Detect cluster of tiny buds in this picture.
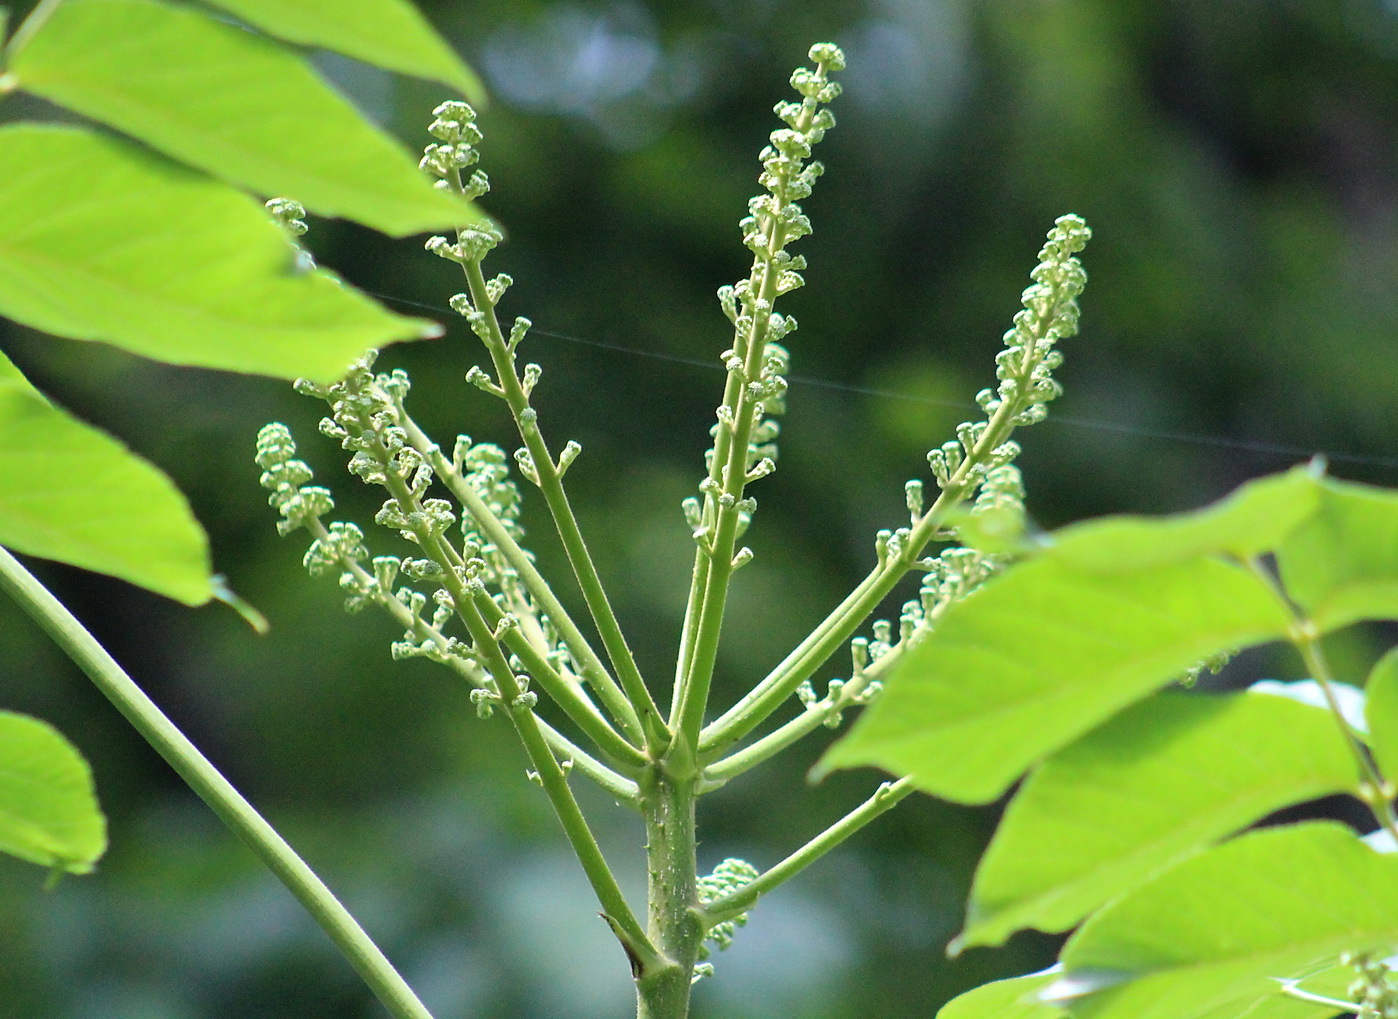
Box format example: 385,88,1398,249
1344,953,1398,1019
421,100,489,199
694,858,761,981
922,215,1090,507
265,197,308,236
795,668,883,729
699,45,843,503
1179,650,1232,688
813,545,1003,720
422,100,501,262
255,423,333,537
976,215,1090,425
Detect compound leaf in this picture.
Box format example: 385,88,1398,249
1047,465,1320,572
1054,823,1398,1019
821,554,1289,803
1364,648,1398,782
1276,477,1398,633
937,970,1064,1019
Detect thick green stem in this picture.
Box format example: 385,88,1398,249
0,547,437,1019
635,772,702,1019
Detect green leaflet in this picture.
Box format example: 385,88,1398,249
0,124,441,381
1276,477,1398,632
0,351,211,605
1055,823,1398,1019
819,554,1289,803
6,0,478,237
202,0,485,102
1047,465,1321,571
937,970,1064,1019
957,691,1358,950
0,710,107,875
1364,648,1398,781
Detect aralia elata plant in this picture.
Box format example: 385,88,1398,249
254,44,1090,1018
3,2,1398,1014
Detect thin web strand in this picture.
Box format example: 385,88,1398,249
362,289,1398,473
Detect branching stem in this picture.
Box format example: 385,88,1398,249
700,264,1076,757
366,426,658,972
456,249,669,754
698,776,915,928
395,406,646,747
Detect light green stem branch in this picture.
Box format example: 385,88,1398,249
700,635,907,785
697,479,968,757
305,519,641,803
365,429,658,972
700,265,1075,757
458,256,669,753
699,776,915,927
395,407,645,745
668,69,839,763
0,546,437,1019
1244,557,1398,842
468,583,647,772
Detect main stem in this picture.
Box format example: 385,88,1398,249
635,771,702,1019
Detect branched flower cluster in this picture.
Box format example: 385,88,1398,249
693,858,760,981
249,49,1099,1011
255,340,557,685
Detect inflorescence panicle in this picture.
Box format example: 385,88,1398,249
249,49,1097,1008
254,345,557,681
1343,953,1398,1019
825,219,1089,729
690,43,844,553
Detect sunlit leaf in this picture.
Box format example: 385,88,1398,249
0,710,106,875
0,351,211,605
958,691,1357,950
0,124,442,381
7,0,477,236
1056,823,1398,1019
202,0,485,102
937,969,1064,1019
1276,477,1398,632
820,554,1288,803
1364,648,1398,781
1047,465,1321,572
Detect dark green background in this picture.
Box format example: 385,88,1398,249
3,0,1398,1016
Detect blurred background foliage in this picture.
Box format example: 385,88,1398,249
2,0,1398,1015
